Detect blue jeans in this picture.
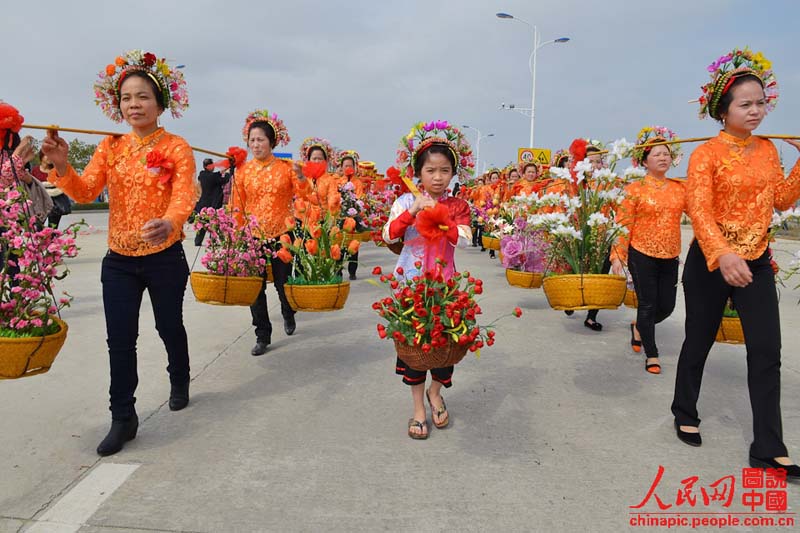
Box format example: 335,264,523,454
101,242,190,420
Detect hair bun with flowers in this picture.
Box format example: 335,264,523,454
698,47,777,120
551,148,569,168
299,137,335,162
396,120,474,181
632,126,682,167
337,149,360,167
93,50,188,123
242,109,290,146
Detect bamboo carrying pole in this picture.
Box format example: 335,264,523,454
593,134,800,156
21,124,230,159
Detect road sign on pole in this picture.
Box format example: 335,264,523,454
518,147,551,167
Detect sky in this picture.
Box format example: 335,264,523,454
4,0,800,177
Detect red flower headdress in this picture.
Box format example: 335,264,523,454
0,102,24,149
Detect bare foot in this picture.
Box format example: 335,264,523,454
679,425,699,434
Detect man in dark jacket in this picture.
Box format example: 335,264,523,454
193,158,230,246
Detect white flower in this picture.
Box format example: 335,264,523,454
552,225,582,240
610,138,634,160
587,213,609,227
592,167,616,183
549,167,572,181
623,166,646,182
573,160,593,181
567,197,582,210
598,188,624,202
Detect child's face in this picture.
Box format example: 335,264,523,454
419,152,453,197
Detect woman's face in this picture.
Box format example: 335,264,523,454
309,148,327,163
643,145,672,175
419,151,453,197
248,126,273,160
119,76,162,131
722,79,767,134
523,166,537,181
489,172,500,183
341,158,356,175
509,170,520,182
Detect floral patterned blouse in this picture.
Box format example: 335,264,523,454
612,175,686,263
49,128,197,256
687,131,800,271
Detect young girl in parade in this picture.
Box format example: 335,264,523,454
382,121,473,439
41,50,197,456
611,127,685,374
229,109,309,356
670,48,800,478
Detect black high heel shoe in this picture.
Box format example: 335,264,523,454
674,420,702,447
584,318,602,331
630,323,642,353
749,456,800,480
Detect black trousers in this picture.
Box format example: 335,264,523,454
474,224,484,247
627,246,679,356
671,241,787,458
101,242,190,420
348,251,359,277
587,254,613,321
194,228,207,247
251,239,295,342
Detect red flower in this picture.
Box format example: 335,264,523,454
396,266,404,276
213,146,248,170
513,307,523,318
330,244,342,261
347,240,360,255
302,161,327,180
390,280,399,289
145,150,174,184
143,52,157,66
415,202,451,242
569,138,588,172
275,247,293,264
304,239,318,255
344,167,355,177
372,266,383,276
342,217,356,232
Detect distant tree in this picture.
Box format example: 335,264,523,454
67,139,96,173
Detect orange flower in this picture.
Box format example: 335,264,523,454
347,240,360,255
106,64,117,76
342,217,356,232
307,205,321,224
294,198,307,214
329,226,342,241
279,234,291,246
309,224,322,239
115,56,127,67
284,216,296,231
276,247,293,264
305,239,319,255
330,244,342,261
293,237,303,248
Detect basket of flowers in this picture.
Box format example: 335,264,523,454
1,186,82,379
500,215,548,289
372,261,521,371
715,301,745,344
190,207,269,306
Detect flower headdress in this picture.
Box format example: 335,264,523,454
337,149,360,168
0,101,24,149
632,126,682,167
242,109,290,146
395,120,474,182
299,137,335,162
551,148,569,168
93,49,189,123
698,47,778,120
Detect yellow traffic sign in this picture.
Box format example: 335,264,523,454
518,148,551,167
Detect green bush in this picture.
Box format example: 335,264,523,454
72,202,108,211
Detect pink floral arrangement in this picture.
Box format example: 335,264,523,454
1,189,82,337
193,207,268,277
500,218,549,273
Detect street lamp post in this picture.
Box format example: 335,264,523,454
496,12,569,148
462,125,494,178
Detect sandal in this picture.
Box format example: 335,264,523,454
407,418,428,440
426,390,450,429
645,357,661,375
630,323,642,353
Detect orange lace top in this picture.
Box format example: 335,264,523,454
612,175,686,263
510,180,539,198
48,128,197,256
230,155,310,240
687,131,800,271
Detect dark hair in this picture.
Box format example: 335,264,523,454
413,144,456,176
340,156,355,167
309,146,328,161
248,121,276,148
522,163,538,174
509,169,520,177
556,155,569,168
638,142,671,166
119,70,165,110
202,158,214,169
585,146,601,155
714,73,765,123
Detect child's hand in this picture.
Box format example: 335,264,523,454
409,196,435,216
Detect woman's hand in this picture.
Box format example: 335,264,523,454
718,252,753,287
141,218,173,246
13,136,36,165
409,196,435,216
293,160,306,181
40,131,69,176
611,259,624,276
785,139,800,152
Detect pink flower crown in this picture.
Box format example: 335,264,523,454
242,109,290,147
396,120,474,181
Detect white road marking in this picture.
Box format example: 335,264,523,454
25,463,139,533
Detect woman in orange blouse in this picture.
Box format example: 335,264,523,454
671,53,800,478
611,131,685,375
230,110,309,356
297,137,341,223
510,163,540,197
42,50,197,456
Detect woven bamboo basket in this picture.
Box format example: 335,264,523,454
394,339,469,371
285,282,350,312
190,272,264,306
343,231,372,243
0,317,68,379
542,274,627,311
716,316,745,344
623,289,638,309
481,235,501,250
505,269,544,289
